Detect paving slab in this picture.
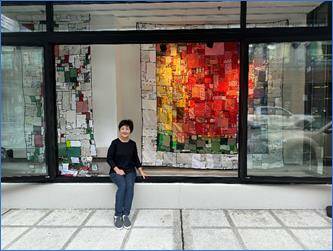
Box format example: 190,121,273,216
84,209,115,226
184,228,242,250
124,228,177,250
6,227,76,250
133,209,175,227
227,209,281,227
272,209,331,227
1,227,29,249
65,227,127,250
182,209,230,227
1,209,50,226
1,208,331,250
238,228,303,250
37,209,91,226
291,228,332,250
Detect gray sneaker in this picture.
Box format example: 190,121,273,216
122,215,131,229
114,216,123,229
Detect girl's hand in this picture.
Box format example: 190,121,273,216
138,168,148,179
114,167,125,175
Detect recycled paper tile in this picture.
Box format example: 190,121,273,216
141,43,240,169
56,45,96,176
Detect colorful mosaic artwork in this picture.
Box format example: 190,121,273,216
55,45,97,176
141,43,239,169
156,43,239,154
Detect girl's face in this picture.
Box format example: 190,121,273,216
119,125,131,138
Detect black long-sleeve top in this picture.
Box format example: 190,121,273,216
107,138,141,174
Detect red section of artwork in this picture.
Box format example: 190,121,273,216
158,42,240,144
187,54,200,68
183,43,239,138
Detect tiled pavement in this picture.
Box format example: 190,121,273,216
1,208,332,250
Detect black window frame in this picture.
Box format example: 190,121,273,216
1,1,331,184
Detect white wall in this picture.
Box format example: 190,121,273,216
91,45,142,157
91,45,118,157
115,45,142,158
2,183,331,209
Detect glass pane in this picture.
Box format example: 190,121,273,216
54,2,240,31
247,1,330,27
248,41,332,177
55,43,239,177
1,5,46,32
1,47,47,177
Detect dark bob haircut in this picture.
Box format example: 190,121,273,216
118,119,134,133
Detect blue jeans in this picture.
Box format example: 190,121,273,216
110,171,137,217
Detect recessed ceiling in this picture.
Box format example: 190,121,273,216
2,1,324,27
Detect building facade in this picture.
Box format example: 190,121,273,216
1,1,332,204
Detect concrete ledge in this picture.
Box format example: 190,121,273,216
1,183,331,209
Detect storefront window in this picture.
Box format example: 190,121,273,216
1,5,46,32
56,43,239,177
1,47,47,177
53,2,240,31
247,1,330,28
247,41,332,177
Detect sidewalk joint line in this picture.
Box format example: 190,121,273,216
179,209,185,250
3,209,54,250
1,209,11,216
120,209,139,250
61,209,96,250
223,209,248,250
268,209,308,250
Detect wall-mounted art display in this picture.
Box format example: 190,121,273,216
141,42,240,169
55,45,97,176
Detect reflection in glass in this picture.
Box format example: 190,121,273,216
247,1,330,28
54,2,240,31
248,41,332,177
1,47,47,177
1,6,46,32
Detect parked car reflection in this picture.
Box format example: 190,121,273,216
248,106,316,129
282,121,331,167
248,115,331,175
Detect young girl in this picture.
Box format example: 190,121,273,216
107,119,148,229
